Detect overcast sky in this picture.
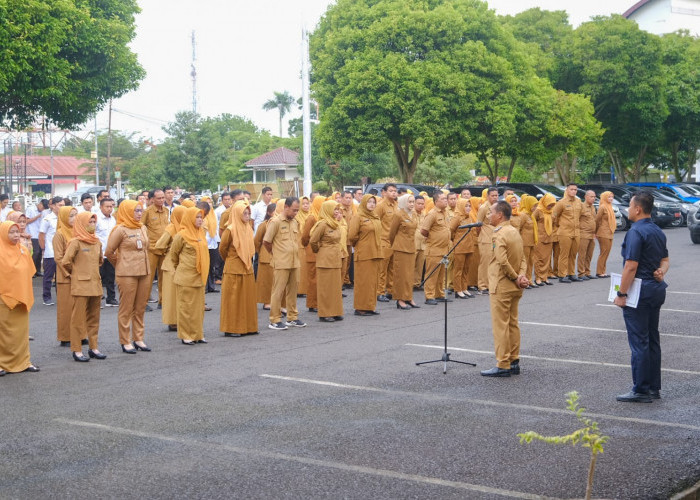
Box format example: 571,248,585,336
87,0,633,142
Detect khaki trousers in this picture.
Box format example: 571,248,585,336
305,261,317,309
424,255,446,299
56,282,73,342
446,254,454,290
551,242,560,276
413,249,425,287
533,242,552,282
478,242,492,290
452,252,472,292
70,295,101,352
596,237,613,275
377,244,394,295
116,275,151,345
468,245,479,287
558,236,579,277
577,238,595,277
523,246,534,282
342,252,351,285
148,252,165,304
271,267,299,324
489,289,523,369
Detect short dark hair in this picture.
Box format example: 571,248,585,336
265,203,277,220
368,188,378,195
51,196,63,205
97,189,109,199
567,182,577,188
40,199,49,210
354,188,362,195
0,194,8,202
117,198,125,207
343,190,353,196
162,186,174,193
632,191,654,215
261,186,272,195
197,201,210,215
63,198,72,206
100,197,114,206
447,192,457,198
487,187,498,195
433,191,446,203
284,196,299,207
242,190,251,196
384,183,397,191
493,200,512,220
397,187,407,195
230,189,243,199
220,191,231,200
80,193,92,202
180,192,190,200
414,195,424,201
149,189,163,199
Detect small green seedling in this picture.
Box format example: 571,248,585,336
518,391,609,500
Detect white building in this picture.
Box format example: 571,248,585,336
624,0,700,35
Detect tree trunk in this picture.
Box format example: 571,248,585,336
506,157,517,181
480,155,498,184
671,141,681,183
585,453,597,500
392,139,421,183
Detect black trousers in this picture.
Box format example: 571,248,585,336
206,248,217,292
31,238,43,274
42,258,56,302
100,260,117,302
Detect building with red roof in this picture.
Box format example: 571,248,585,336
1,155,94,196
243,147,300,183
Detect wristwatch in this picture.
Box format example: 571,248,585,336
616,291,628,298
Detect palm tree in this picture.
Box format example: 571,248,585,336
263,91,295,137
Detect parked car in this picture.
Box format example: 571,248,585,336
450,185,529,199
576,189,624,231
688,206,700,244
497,182,567,200
363,183,438,197
579,184,681,228
627,182,700,203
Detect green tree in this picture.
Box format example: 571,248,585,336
0,0,145,129
414,154,475,186
263,91,295,137
310,0,531,183
560,16,668,182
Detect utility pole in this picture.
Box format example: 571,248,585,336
94,116,99,186
107,99,112,189
301,28,312,197
191,30,198,115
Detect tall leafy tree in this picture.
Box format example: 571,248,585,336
310,0,531,183
262,91,295,137
0,0,145,129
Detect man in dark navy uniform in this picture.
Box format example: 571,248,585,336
613,191,669,403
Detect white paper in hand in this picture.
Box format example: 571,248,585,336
608,273,642,308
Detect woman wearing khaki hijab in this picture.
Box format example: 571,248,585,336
105,200,151,353
389,194,419,309
62,212,105,362
348,195,382,316
254,203,277,310
595,191,615,278
296,196,311,296
54,206,78,346
518,195,538,286
171,206,210,345
309,200,344,322
154,205,186,332
301,196,325,312
532,193,556,286
0,221,39,375
449,198,476,299
220,200,258,336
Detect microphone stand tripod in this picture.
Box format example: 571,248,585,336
416,226,477,374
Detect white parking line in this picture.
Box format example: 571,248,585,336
406,344,700,376
54,418,555,500
667,291,700,295
260,375,700,432
596,304,700,314
520,321,699,340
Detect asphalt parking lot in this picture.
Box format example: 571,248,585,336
2,227,698,499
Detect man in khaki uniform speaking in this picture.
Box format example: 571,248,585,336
264,197,306,331
476,187,499,294
142,189,169,306
577,190,597,280
420,191,451,305
553,183,582,283
481,201,528,378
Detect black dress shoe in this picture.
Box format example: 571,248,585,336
467,286,478,291
354,310,372,316
535,281,544,287
580,275,591,281
480,367,511,377
0,369,5,376
308,307,318,312
73,352,90,362
455,293,469,299
510,360,520,375
386,294,393,300
408,302,420,308
559,277,572,283
479,289,489,295
569,275,583,282
587,275,598,279
369,310,380,315
297,294,307,298
60,341,70,347
247,331,260,335
88,350,107,360
543,281,553,286
121,344,137,354
168,325,178,332
224,333,243,337
425,299,438,305
377,294,390,302
181,339,195,345
435,297,453,302
396,301,411,310
196,339,208,344
616,391,652,403
134,342,151,352
649,389,661,399
145,305,153,312
81,338,89,345
333,316,344,321
24,365,40,372
320,316,336,322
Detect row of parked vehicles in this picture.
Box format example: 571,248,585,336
363,181,700,243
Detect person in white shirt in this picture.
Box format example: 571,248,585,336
39,196,65,304
96,197,118,306
353,188,363,205
25,199,48,276
76,193,98,214
213,192,233,284
163,186,176,216
0,194,11,222
251,186,273,234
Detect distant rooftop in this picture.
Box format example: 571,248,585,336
245,147,299,168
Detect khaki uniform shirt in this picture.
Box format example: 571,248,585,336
170,234,203,287
264,216,300,269
309,221,342,269
389,211,417,254
105,226,150,276
477,202,494,245
220,228,254,275
53,233,71,284
413,211,427,251
154,232,175,272
421,208,450,257
595,205,615,239
374,198,397,253
301,216,317,263
553,196,582,238
580,203,597,239
449,215,476,254
532,209,554,245
348,214,381,261
62,240,103,296
142,205,169,250
254,220,272,265
518,213,535,247
488,222,526,294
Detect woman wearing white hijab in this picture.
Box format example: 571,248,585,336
388,194,419,309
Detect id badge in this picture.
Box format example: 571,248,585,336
136,239,143,250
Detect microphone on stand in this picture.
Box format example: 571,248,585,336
457,222,483,229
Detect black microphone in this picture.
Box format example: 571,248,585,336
457,222,483,229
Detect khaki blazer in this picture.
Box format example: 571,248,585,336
532,209,554,245
263,216,300,269
389,210,417,254
449,215,476,254
301,216,317,263
309,221,342,269
421,208,450,257
154,232,175,272
220,228,254,275
488,222,526,294
105,226,150,277
580,203,597,239
595,205,615,239
170,234,203,287
254,220,272,264
62,239,103,296
348,215,381,261
374,198,397,243
518,213,536,247
477,202,494,244
413,211,427,251
53,233,71,284
553,196,582,238
142,205,169,250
